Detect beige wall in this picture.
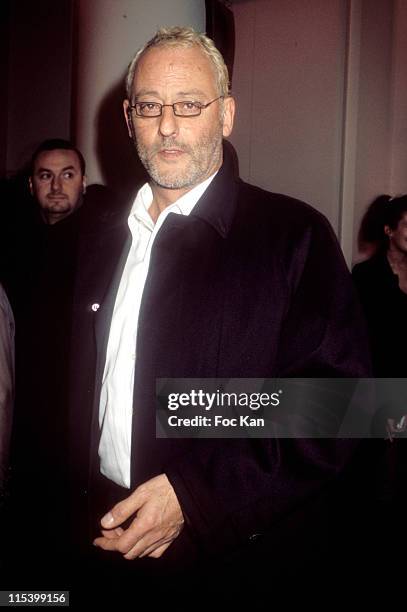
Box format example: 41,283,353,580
229,0,404,265
230,0,347,233
74,0,205,191
351,0,394,263
390,0,407,195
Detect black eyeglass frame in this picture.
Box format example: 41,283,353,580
127,95,224,118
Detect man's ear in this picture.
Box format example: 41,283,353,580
123,99,133,139
82,175,87,195
384,225,392,237
28,177,34,196
222,96,235,138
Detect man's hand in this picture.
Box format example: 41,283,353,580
93,473,184,559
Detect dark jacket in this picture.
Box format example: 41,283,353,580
4,185,127,587
70,145,371,581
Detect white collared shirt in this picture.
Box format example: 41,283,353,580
98,173,217,488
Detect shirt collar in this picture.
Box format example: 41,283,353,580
128,171,218,230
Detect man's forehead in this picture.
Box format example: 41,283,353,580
34,149,81,170
133,45,216,92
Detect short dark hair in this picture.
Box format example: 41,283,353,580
30,139,86,176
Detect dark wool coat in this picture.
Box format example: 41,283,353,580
69,145,371,590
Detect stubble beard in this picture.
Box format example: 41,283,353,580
135,131,224,190
43,198,71,214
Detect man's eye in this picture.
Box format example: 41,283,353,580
140,103,160,112
63,172,74,179
39,173,51,181
181,102,198,110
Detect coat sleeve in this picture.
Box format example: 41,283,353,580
275,209,371,377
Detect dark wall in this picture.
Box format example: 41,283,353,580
0,1,11,177
205,0,235,87
5,0,73,175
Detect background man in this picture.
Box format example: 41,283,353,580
5,140,100,589
2,139,87,314
72,27,370,600
3,138,125,592
29,139,87,225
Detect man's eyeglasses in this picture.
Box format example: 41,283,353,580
128,96,224,118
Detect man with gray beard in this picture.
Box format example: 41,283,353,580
73,26,371,603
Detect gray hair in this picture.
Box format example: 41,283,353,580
125,26,230,100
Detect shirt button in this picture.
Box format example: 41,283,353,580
91,303,100,312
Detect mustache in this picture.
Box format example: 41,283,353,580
151,139,191,155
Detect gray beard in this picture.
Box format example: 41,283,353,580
136,133,223,190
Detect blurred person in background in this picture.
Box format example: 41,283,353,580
353,194,407,377
353,194,407,563
0,283,14,501
5,139,123,590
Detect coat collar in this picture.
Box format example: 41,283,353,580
189,141,240,239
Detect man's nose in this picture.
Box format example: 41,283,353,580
158,105,179,138
51,176,62,192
